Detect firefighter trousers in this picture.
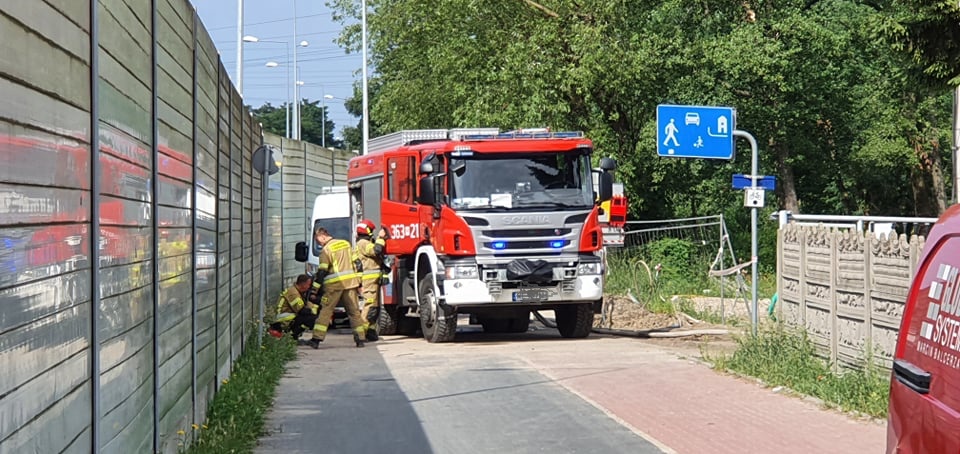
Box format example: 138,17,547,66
270,307,317,339
312,288,364,341
359,282,381,334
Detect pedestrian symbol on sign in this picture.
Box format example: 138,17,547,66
663,119,679,147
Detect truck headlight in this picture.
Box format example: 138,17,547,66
577,262,602,275
445,265,479,279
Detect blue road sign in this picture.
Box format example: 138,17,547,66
732,174,776,190
657,104,736,159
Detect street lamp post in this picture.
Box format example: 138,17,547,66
321,93,330,148
237,0,244,95
264,61,290,138
361,0,369,154
245,35,305,139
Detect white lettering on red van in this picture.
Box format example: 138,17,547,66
917,263,960,368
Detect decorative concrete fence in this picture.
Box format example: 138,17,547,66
777,224,926,370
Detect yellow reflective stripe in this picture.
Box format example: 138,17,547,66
328,239,350,252
353,326,365,335
323,270,361,283
312,282,321,289
290,297,304,312
276,313,295,322
375,238,386,246
315,325,328,333
318,263,330,271
361,269,382,281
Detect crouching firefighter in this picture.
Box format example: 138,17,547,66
355,219,389,342
309,226,366,348
269,274,319,342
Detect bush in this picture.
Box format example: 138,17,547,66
707,326,890,418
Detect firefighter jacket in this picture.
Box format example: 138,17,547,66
276,285,306,315
356,235,387,283
317,238,361,290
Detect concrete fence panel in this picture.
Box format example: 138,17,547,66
778,224,925,371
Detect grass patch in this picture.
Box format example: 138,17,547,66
706,326,890,418
183,333,297,453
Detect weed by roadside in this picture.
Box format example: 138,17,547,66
183,333,297,453
705,326,890,419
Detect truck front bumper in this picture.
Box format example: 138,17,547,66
441,274,603,306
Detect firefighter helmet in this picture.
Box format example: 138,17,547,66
356,219,376,236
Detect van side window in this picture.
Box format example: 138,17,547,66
388,156,416,204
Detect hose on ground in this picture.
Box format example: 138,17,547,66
533,310,729,338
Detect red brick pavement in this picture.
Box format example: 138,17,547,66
522,340,886,454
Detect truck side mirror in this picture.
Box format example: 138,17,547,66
419,161,435,174
295,241,308,262
599,157,617,172
598,171,614,202
418,175,436,205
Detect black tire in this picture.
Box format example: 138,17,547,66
378,304,398,335
419,275,457,343
507,314,531,333
555,303,592,338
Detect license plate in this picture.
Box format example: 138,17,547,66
512,288,551,302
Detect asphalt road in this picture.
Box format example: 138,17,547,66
256,320,666,454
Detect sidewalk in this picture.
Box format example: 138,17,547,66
519,336,887,454
258,329,887,454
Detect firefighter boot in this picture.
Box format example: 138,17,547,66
308,338,322,349
353,333,365,348
365,329,379,342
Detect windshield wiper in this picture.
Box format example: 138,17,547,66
516,202,587,209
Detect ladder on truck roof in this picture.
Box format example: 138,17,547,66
366,128,584,154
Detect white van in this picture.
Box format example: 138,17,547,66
303,186,354,275
296,186,355,328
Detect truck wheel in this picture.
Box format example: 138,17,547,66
378,304,398,335
555,303,592,338
507,314,531,333
419,275,456,343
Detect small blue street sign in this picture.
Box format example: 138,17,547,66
732,174,776,190
657,104,736,160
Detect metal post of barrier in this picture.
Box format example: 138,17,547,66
89,0,102,450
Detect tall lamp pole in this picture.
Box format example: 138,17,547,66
245,36,292,139
236,0,244,94
361,0,369,154
321,92,326,148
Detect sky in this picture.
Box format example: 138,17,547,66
190,0,361,139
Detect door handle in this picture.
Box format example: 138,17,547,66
894,359,931,394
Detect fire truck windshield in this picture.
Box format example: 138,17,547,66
449,152,594,211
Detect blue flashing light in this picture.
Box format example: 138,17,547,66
550,240,565,249
492,241,507,250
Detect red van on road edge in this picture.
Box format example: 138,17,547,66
887,204,960,453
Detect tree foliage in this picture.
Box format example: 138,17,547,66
251,100,342,149
328,0,957,265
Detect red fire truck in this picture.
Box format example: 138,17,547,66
345,128,616,343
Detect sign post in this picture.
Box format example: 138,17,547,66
733,130,761,336
657,104,763,336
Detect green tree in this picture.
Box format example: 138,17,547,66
328,0,953,225
252,100,338,149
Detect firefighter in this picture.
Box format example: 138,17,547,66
268,274,319,342
355,219,388,342
308,226,366,348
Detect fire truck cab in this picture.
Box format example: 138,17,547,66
347,128,616,343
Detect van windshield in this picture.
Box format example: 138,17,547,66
313,218,352,256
